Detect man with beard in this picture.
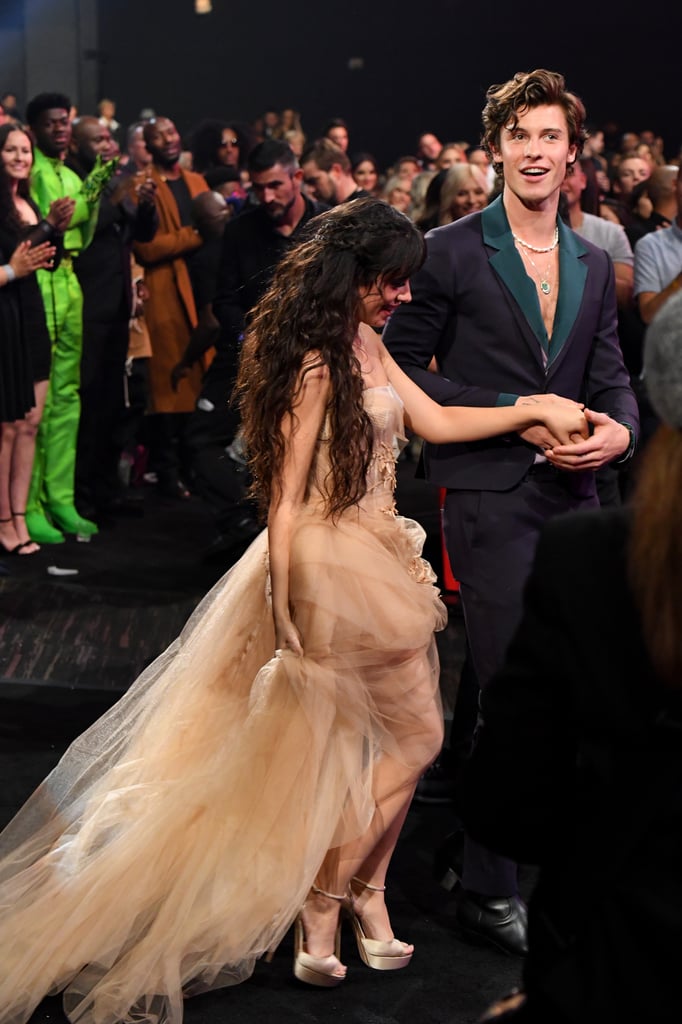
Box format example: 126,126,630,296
132,116,208,499
25,91,115,544
66,116,157,519
184,139,328,558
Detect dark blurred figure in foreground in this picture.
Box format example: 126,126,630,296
460,291,682,1023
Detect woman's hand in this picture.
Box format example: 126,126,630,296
9,240,57,279
46,196,75,232
275,616,304,657
524,397,588,447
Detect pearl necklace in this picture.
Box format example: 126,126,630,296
511,226,559,253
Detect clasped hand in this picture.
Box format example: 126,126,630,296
517,394,630,470
517,393,587,448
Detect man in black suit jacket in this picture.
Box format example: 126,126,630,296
67,116,158,518
384,69,639,955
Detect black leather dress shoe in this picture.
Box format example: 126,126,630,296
455,890,528,956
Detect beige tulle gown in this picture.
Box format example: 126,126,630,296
0,385,446,1024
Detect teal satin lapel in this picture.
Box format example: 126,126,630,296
482,199,589,366
549,220,588,366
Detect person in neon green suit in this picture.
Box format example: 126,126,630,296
25,92,115,543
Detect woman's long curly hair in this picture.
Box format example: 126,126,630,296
236,197,425,520
0,123,32,240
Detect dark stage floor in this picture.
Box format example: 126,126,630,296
0,463,525,1024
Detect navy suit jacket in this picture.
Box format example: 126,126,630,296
384,195,639,491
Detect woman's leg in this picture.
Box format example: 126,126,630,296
0,422,22,551
304,646,443,959
11,382,48,549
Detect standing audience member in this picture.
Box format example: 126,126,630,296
66,117,158,519
132,115,208,499
633,166,682,327
301,139,370,206
25,91,112,544
123,122,152,175
385,69,638,956
460,290,682,1024
0,124,67,557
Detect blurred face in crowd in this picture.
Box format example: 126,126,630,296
71,118,117,170
560,163,586,209
250,162,302,223
1,129,33,181
446,168,489,220
128,126,152,170
468,148,491,175
396,158,420,183
145,117,182,169
418,133,442,161
616,156,650,195
353,159,378,193
326,125,349,152
387,180,412,214
436,145,466,170
217,129,240,168
301,157,336,204
32,105,71,158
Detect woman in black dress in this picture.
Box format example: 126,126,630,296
0,123,73,555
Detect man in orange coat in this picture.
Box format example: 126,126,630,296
133,116,208,498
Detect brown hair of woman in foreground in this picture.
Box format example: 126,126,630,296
236,199,425,520
629,290,682,689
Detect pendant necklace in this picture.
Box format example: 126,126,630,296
518,245,554,295
512,226,559,296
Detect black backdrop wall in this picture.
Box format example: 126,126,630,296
98,0,678,169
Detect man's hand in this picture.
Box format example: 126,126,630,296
136,177,157,207
46,196,75,232
170,360,191,392
516,393,584,451
546,409,631,470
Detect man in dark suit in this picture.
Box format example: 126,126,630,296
67,116,158,517
384,68,638,955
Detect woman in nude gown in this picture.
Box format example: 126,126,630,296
0,198,586,1023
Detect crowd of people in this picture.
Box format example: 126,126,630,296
0,69,681,1024
0,88,679,568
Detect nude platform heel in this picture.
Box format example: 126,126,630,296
293,886,347,988
346,877,413,970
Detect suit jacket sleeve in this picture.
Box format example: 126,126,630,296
212,221,249,348
582,257,640,434
384,232,510,409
